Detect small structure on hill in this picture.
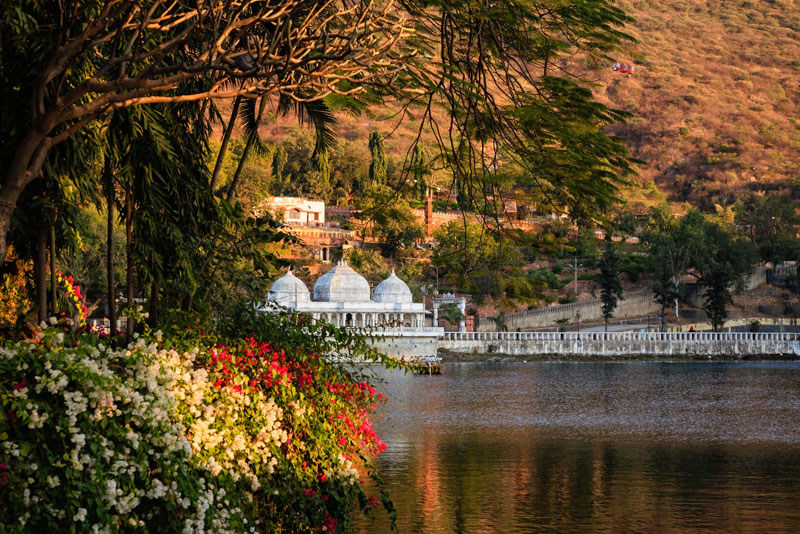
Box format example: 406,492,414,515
264,196,325,226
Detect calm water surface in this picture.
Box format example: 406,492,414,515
355,362,800,534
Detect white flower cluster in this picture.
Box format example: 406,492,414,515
1,335,269,533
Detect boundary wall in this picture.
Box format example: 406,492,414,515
480,290,659,331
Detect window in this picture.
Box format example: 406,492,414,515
288,210,301,220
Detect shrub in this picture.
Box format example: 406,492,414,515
0,313,399,533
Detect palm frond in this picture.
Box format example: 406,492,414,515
277,93,337,158
238,96,263,140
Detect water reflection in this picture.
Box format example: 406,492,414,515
356,362,800,533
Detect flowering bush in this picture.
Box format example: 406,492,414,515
0,311,400,533
0,247,31,327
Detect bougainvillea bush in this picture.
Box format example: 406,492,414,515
0,310,400,533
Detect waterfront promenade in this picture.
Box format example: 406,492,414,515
439,330,800,357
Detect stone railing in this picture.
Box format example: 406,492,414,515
347,326,445,337
439,331,800,357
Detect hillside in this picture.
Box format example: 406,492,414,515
219,1,800,212
596,0,800,209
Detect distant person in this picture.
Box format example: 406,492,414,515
689,326,695,332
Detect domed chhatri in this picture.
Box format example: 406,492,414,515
373,270,413,304
268,268,310,305
265,261,428,329
313,260,371,302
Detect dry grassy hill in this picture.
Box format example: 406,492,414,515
232,1,800,211
592,0,800,208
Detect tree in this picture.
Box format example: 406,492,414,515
410,144,430,200
598,236,624,332
392,0,636,228
432,220,535,301
270,146,289,196
439,303,465,330
368,132,388,187
652,263,678,331
734,193,800,264
692,220,757,331
0,0,408,263
363,186,424,259
644,204,706,321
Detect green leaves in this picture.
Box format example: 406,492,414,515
598,236,624,327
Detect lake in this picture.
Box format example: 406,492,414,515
355,362,800,533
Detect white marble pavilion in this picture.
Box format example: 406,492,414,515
266,261,427,328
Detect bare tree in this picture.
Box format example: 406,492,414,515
0,0,411,263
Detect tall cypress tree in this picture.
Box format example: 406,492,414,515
271,146,288,195
598,235,624,332
411,144,429,200
368,132,387,186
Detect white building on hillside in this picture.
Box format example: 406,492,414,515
265,196,325,226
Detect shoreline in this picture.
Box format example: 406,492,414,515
437,350,800,363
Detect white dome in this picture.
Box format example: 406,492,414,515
268,269,310,305
373,270,413,303
313,260,371,302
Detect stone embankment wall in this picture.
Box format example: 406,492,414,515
439,331,800,357
480,290,660,331
366,327,443,359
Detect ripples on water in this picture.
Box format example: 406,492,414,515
354,362,800,533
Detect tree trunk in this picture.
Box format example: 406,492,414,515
149,278,161,328
49,222,57,317
125,183,134,336
0,131,51,264
0,199,14,267
227,96,266,202
106,172,117,338
673,277,680,320
604,316,608,333
35,227,48,323
210,94,242,192
226,132,256,202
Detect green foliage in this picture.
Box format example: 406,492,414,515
340,248,389,284
272,145,288,181
361,186,424,259
171,200,293,319
432,221,538,301
272,130,372,202
646,204,758,330
1,313,402,533
527,268,565,290
368,132,388,187
438,303,465,327
598,237,624,329
734,193,800,263
409,144,431,200
644,204,706,320
692,220,757,331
